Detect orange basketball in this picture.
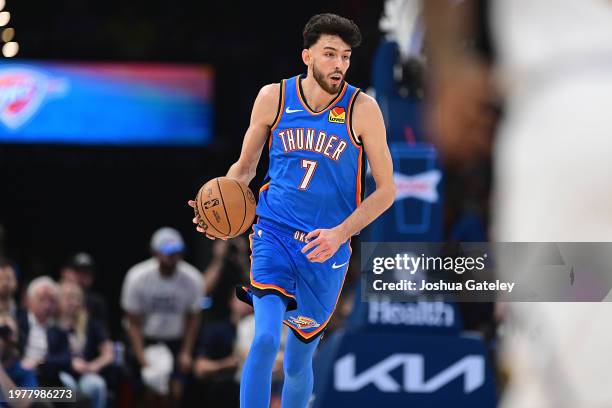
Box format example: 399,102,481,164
194,177,256,239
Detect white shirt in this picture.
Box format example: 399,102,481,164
121,258,203,340
24,312,48,362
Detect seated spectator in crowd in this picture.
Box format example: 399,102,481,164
0,361,35,408
192,295,265,407
0,314,38,407
57,281,112,408
60,253,108,329
0,259,17,318
17,277,71,386
121,227,203,407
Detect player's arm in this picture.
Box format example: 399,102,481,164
302,93,396,262
225,83,281,185
189,84,279,236
338,93,396,237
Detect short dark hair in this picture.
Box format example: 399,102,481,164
303,13,362,49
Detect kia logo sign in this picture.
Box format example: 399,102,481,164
334,353,485,393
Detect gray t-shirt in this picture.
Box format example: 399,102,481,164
121,258,203,340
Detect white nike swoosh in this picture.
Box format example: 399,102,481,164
332,261,349,269
285,107,303,114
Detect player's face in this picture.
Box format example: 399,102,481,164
307,35,351,94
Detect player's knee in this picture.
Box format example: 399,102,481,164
252,331,281,355
284,357,311,379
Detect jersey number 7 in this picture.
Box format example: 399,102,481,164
299,159,318,190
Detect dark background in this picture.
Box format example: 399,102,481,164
0,0,384,336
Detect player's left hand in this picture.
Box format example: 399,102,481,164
187,200,227,240
301,227,346,263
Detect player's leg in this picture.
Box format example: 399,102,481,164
281,330,321,408
240,293,288,408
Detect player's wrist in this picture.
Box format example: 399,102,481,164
334,224,351,242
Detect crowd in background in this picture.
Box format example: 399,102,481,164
0,226,358,408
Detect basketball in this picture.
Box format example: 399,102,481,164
194,177,257,239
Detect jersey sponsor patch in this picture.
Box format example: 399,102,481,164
288,315,321,329
328,106,346,124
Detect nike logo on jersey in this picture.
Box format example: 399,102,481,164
332,260,349,269
285,107,303,114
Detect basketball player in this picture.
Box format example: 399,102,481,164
426,1,612,406
188,13,395,408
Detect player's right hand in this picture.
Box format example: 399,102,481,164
187,199,224,240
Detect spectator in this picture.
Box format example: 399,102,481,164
203,238,250,322
0,314,38,408
60,253,108,328
57,281,112,408
0,259,17,318
192,296,253,407
121,227,202,406
17,277,71,386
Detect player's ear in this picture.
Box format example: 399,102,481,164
302,48,311,66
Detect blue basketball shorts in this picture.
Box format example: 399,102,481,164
236,217,351,343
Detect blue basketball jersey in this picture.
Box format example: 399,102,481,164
256,74,365,233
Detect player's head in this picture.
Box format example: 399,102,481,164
302,13,361,94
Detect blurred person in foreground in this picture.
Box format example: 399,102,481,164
17,277,70,386
425,0,612,406
121,227,203,407
57,281,112,408
60,253,108,329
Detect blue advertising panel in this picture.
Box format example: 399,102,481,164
313,331,496,408
347,297,463,335
0,61,214,146
363,142,443,241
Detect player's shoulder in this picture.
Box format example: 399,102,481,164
253,82,283,126
352,90,379,113
257,83,281,104
351,91,384,140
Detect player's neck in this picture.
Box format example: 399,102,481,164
301,75,340,112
